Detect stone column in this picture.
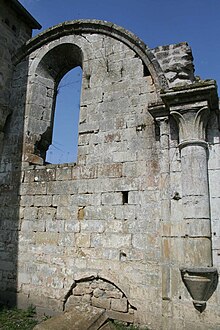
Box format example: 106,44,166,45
161,81,219,269
170,100,212,267
151,82,219,311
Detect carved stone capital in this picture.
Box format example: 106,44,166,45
169,101,209,143
160,80,219,146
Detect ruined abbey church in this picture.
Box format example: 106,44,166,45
0,1,220,329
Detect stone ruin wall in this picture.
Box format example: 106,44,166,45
0,7,220,330
0,0,33,149
14,30,162,325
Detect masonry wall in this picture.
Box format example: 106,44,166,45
208,111,220,266
0,0,34,305
0,0,33,130
0,15,220,330
17,33,162,326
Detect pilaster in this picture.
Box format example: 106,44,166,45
160,81,219,267
159,80,219,311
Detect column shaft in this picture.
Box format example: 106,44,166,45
180,143,212,266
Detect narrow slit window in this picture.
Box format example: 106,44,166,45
122,191,129,204
46,66,82,164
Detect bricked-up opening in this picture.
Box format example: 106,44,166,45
122,191,129,204
29,43,83,165
64,276,137,323
46,67,82,164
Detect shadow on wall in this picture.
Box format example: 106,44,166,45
0,43,84,307
0,58,29,307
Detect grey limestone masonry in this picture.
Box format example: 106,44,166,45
0,2,220,330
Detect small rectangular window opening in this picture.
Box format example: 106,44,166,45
122,191,129,204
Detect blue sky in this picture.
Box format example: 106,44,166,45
19,0,220,163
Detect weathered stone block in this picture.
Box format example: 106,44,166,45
101,192,123,205
105,290,122,299
102,233,131,249
38,207,57,221
56,167,72,181
34,168,56,182
20,182,47,195
107,310,134,323
52,195,71,207
21,219,45,232
56,206,78,220
79,165,99,179
46,219,65,233
47,181,78,195
104,220,123,233
58,233,75,247
75,233,91,248
113,151,136,163
23,207,38,220
80,220,105,233
92,296,111,309
111,297,128,313
210,197,220,220
93,288,105,298
35,232,59,245
84,205,115,220
34,195,52,206
65,220,81,233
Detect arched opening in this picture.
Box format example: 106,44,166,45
46,66,82,164
64,276,136,325
27,43,83,165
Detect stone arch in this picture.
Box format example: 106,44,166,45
46,66,82,164
36,43,83,82
23,42,84,164
14,19,168,91
20,20,167,165
63,275,137,325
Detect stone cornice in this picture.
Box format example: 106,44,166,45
149,80,219,144
160,80,218,111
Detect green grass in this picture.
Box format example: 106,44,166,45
0,305,38,330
